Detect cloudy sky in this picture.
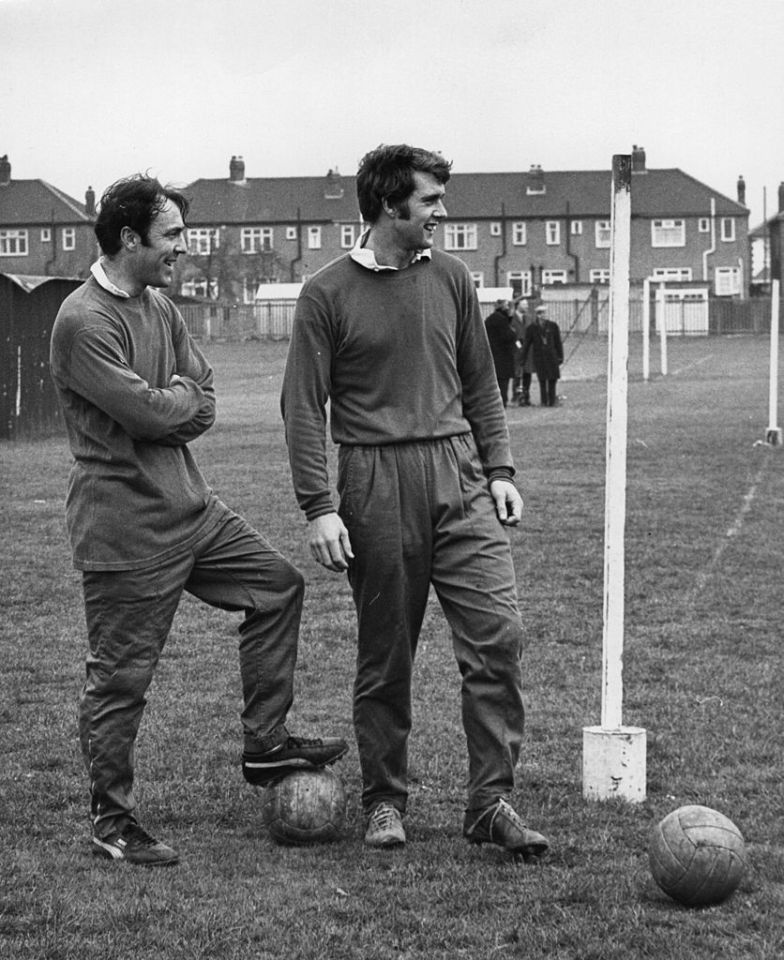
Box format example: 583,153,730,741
1,0,782,228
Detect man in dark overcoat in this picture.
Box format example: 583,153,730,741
520,304,563,406
484,299,518,406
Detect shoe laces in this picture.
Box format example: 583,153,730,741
121,823,158,847
492,798,525,828
369,803,399,830
468,798,521,835
286,735,326,748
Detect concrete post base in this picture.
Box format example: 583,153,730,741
582,725,646,803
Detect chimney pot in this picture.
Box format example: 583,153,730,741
736,175,746,206
85,186,96,216
526,164,545,194
324,167,343,199
631,145,646,173
0,154,11,186
229,155,246,182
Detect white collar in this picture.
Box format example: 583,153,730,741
91,258,130,298
349,231,431,272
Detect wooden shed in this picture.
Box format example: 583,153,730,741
0,273,82,439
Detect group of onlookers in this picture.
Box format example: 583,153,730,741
484,298,564,407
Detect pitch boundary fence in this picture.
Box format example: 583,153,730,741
179,297,784,342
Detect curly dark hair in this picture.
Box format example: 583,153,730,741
356,144,451,223
94,174,189,255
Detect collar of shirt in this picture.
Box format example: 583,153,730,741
349,231,432,272
91,258,130,298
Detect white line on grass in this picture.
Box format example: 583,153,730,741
669,355,714,377
689,453,769,603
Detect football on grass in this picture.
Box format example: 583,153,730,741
648,804,747,906
262,768,346,845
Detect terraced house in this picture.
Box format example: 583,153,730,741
0,155,97,278
0,148,750,303
179,147,750,303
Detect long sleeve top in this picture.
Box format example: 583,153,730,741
50,276,220,570
280,249,515,520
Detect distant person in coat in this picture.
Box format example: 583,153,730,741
484,299,519,406
510,297,533,406
520,304,563,406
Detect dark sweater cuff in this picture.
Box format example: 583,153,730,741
304,503,337,522
487,467,515,485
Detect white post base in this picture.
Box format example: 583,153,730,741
582,726,646,802
765,427,782,446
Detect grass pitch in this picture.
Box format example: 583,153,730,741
1,334,782,959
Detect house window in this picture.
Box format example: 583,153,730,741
181,277,218,298
41,228,51,242
307,226,322,249
595,221,611,249
715,266,741,295
490,222,501,237
545,221,560,246
570,221,583,235
512,222,527,246
507,270,532,297
340,225,356,248
652,267,693,281
0,229,28,256
444,223,478,250
542,269,567,285
651,219,685,247
698,218,710,233
241,227,273,253
286,226,298,241
590,269,611,284
470,272,484,287
62,228,76,251
188,228,218,255
720,218,735,242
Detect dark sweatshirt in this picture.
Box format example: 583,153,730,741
280,249,515,520
50,276,220,570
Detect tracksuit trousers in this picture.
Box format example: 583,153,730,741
79,502,303,840
337,433,526,815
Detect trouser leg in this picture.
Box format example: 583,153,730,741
512,365,522,400
185,507,303,752
80,504,303,839
537,375,547,406
339,439,525,814
496,375,510,406
339,445,431,814
429,436,525,809
81,564,186,839
522,372,532,404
